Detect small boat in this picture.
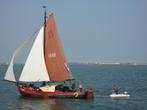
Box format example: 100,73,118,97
110,92,130,99
4,7,94,99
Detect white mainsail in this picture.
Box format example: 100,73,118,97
19,27,50,82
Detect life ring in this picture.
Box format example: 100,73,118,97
74,92,79,98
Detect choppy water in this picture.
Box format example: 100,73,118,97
0,64,147,110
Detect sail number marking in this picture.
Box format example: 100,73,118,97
48,53,56,58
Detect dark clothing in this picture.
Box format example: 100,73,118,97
29,83,34,88
41,81,46,86
72,83,76,92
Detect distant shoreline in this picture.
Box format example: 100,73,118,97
69,62,147,66
1,62,147,66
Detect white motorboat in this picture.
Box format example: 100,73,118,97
110,92,130,99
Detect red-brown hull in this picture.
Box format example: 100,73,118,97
19,88,86,99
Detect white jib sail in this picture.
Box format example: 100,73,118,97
19,27,50,82
4,37,31,82
4,53,16,82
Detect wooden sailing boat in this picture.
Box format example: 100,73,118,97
4,7,94,99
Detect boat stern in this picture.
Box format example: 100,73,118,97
85,88,94,99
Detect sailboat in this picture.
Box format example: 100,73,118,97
4,7,94,99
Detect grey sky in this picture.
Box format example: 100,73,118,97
0,0,147,63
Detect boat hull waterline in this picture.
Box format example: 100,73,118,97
19,88,93,99
110,93,130,99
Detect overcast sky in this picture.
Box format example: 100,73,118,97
0,0,147,64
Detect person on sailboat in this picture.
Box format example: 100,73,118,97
41,81,46,87
29,82,35,89
114,84,119,94
72,81,76,92
79,84,83,92
18,82,27,88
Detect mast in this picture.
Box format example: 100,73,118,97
43,6,47,56
19,7,50,82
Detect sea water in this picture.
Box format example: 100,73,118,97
0,64,147,110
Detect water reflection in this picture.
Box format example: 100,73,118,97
15,96,94,110
16,97,66,110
